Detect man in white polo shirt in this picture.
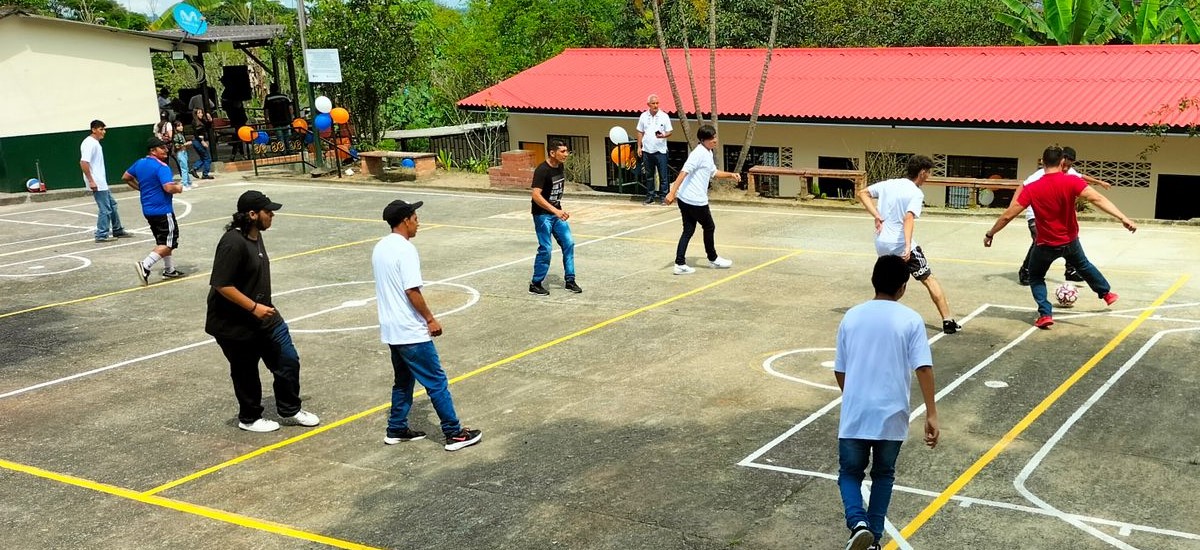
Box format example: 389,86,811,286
636,93,673,205
80,119,131,243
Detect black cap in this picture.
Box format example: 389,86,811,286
147,136,169,150
238,190,283,212
383,199,423,226
1062,146,1077,161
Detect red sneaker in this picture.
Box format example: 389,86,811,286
1103,292,1119,306
1034,315,1054,329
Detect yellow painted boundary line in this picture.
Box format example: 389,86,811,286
0,458,380,550
886,273,1192,549
143,250,803,496
0,238,378,321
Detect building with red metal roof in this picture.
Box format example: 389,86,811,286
461,46,1200,220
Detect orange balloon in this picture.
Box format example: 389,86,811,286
330,107,350,125
237,126,254,142
292,118,308,132
610,144,636,168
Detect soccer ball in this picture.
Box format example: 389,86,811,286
1055,282,1079,307
26,178,45,193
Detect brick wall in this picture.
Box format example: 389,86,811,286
488,149,537,189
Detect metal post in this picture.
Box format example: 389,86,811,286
296,0,323,168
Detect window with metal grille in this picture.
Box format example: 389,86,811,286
725,145,780,196
943,155,1018,208
1073,160,1151,188
547,135,591,185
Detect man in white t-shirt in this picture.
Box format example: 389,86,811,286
857,155,961,334
80,120,130,243
636,94,673,205
664,124,740,274
834,255,940,550
1016,146,1112,285
373,199,482,452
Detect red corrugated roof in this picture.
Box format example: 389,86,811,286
459,46,1200,128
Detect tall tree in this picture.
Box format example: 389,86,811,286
732,0,780,174
650,0,695,148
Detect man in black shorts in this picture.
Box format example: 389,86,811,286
125,137,184,285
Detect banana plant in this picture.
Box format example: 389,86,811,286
1118,0,1200,43
999,0,1122,45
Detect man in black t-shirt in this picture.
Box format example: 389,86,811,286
205,190,319,433
528,140,581,296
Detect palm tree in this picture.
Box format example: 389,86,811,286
649,0,695,148
732,1,781,174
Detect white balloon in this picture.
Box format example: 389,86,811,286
608,126,629,144
315,96,333,114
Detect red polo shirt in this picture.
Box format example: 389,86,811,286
1017,172,1088,246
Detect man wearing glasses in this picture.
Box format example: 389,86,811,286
636,94,673,205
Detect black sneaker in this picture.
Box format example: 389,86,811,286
1064,269,1084,282
845,522,875,550
564,280,582,293
529,282,549,296
383,428,427,445
161,269,186,279
444,428,482,451
113,231,133,238
134,261,150,286
943,319,962,334
643,196,655,205
189,169,200,179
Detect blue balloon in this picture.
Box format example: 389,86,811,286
401,158,415,168
314,113,333,131
304,132,315,144
253,132,269,144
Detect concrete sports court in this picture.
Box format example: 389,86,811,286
1,178,1197,549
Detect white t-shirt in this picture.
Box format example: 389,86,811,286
80,135,107,191
677,144,716,206
867,178,923,256
1022,167,1080,220
636,110,672,154
372,234,432,345
835,299,933,441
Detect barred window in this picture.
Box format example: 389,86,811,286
932,153,948,177
1073,160,1151,188
780,146,794,168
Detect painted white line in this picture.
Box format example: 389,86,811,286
0,340,216,401
0,217,93,229
1014,326,1200,548
287,281,481,334
0,254,90,277
0,228,97,248
743,461,1200,541
762,348,840,391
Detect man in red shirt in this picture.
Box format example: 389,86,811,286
983,146,1137,328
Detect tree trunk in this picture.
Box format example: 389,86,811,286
733,3,780,179
651,0,695,148
679,1,705,135
708,0,719,134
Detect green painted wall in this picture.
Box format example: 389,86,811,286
0,125,154,193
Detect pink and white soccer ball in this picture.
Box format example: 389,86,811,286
1055,282,1079,307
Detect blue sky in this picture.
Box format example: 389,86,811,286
116,0,466,18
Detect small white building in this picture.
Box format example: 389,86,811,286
0,8,196,192
461,46,1200,220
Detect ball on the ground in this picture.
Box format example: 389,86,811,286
1055,282,1078,307
26,178,45,192
401,158,415,168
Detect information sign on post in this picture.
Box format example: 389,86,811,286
304,49,343,83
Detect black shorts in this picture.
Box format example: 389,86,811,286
907,245,931,281
145,213,179,249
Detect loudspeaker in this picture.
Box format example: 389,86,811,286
221,65,252,102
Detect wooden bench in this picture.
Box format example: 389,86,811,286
746,166,867,198
922,176,1022,208
358,151,437,177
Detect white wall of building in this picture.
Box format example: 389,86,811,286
506,113,1198,219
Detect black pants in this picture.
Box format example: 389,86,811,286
676,200,717,265
215,320,302,423
1020,219,1077,280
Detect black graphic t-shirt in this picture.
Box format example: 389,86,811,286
530,161,565,216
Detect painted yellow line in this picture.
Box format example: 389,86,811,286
0,458,381,550
144,250,803,495
886,273,1192,549
0,238,379,321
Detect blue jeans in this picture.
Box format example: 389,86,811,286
92,190,124,239
191,138,211,176
641,151,669,200
838,438,903,542
388,341,461,437
216,320,302,423
176,149,191,186
1028,238,1110,316
531,213,575,284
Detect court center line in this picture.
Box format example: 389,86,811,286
888,274,1191,549
0,458,381,550
143,250,803,496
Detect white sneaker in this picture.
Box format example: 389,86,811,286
281,409,320,427
673,264,695,275
709,257,733,269
238,418,280,433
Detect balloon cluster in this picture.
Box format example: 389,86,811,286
237,95,350,146
608,126,635,168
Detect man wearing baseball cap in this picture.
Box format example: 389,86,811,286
372,199,482,451
205,190,320,433
125,136,184,285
